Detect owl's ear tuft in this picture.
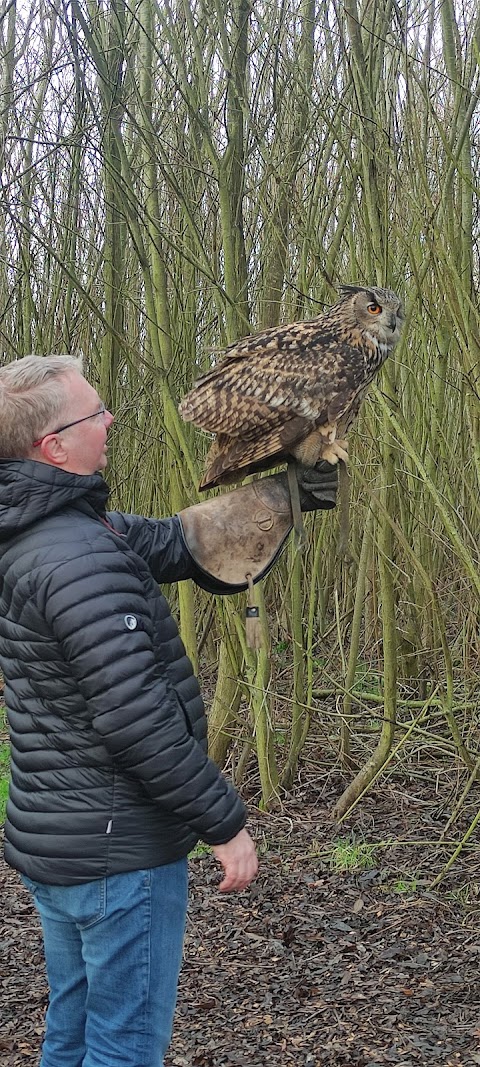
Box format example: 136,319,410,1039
338,284,380,305
338,284,368,297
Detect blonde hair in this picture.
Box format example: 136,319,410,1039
0,354,83,458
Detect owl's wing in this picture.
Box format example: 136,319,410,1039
179,336,365,437
200,416,310,488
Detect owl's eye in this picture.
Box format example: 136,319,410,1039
367,302,382,315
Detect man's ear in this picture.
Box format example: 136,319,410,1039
36,434,69,467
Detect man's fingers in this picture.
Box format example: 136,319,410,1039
217,855,258,893
211,828,258,893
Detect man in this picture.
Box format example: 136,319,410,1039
0,355,337,1067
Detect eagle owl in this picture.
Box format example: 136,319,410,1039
179,285,404,490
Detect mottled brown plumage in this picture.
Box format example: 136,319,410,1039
179,285,404,490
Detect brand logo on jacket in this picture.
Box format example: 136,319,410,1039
124,614,138,630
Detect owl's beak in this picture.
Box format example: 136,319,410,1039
387,314,397,332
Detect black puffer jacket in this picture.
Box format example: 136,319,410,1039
0,460,246,885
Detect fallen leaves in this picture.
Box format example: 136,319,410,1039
2,775,480,1067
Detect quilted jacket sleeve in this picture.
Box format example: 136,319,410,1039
36,533,246,845
105,511,236,593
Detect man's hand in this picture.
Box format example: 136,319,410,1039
212,828,258,892
295,459,339,511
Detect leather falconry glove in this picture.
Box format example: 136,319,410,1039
178,460,338,595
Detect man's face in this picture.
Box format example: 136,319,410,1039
34,372,114,475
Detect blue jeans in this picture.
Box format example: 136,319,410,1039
22,862,188,1067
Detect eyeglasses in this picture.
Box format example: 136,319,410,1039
32,405,107,448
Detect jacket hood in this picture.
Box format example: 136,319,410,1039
0,459,110,542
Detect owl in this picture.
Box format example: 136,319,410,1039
179,285,404,493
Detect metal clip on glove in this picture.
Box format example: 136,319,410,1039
178,461,338,595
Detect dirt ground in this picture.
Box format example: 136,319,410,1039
1,767,480,1067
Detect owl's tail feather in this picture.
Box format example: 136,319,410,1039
199,417,313,490
199,434,287,490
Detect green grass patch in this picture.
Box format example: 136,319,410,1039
389,877,419,894
0,739,10,825
328,836,378,873
188,841,211,859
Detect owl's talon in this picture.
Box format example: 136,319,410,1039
322,440,349,465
